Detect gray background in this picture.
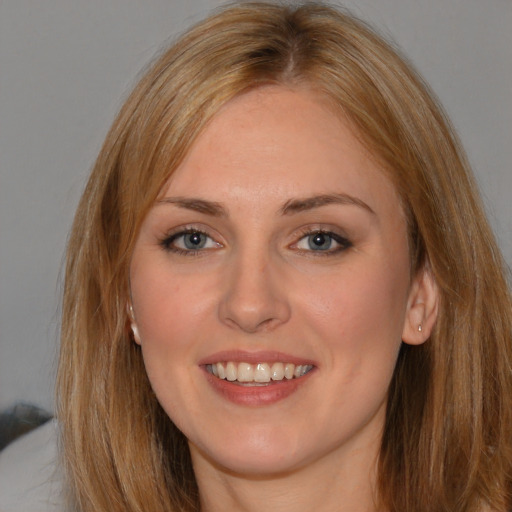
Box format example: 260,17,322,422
1,0,511,415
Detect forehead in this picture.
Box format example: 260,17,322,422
161,86,401,218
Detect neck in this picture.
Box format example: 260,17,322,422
191,440,383,512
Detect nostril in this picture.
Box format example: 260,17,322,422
218,289,291,333
222,314,279,333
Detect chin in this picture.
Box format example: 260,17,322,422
188,425,310,477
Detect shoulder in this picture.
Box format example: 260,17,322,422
0,419,66,512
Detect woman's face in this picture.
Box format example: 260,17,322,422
130,86,430,478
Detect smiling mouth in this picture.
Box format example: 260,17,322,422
206,362,314,385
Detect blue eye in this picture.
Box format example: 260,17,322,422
295,231,352,254
307,232,334,251
181,232,208,249
162,230,220,254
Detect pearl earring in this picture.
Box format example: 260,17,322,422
127,304,141,343
418,324,423,333
131,323,140,341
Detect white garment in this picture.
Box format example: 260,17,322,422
0,420,65,511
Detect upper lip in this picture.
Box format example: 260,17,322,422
198,350,316,367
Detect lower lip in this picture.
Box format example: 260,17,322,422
203,369,313,406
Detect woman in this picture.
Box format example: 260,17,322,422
57,2,512,511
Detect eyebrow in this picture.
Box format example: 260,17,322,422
280,193,375,216
157,197,228,217
157,192,375,217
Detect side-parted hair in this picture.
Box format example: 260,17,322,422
57,2,512,511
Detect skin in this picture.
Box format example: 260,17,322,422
129,86,438,512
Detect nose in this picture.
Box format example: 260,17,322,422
218,249,291,333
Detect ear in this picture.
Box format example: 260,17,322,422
402,265,439,346
127,303,142,345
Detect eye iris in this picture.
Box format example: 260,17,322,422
308,233,332,251
184,232,206,249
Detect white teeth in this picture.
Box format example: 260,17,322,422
237,362,254,382
254,363,271,383
226,362,237,381
271,362,285,381
208,362,313,383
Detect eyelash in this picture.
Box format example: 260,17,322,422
160,228,220,256
160,227,352,257
292,228,353,256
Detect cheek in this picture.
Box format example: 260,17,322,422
130,262,224,416
130,264,212,416
131,259,212,344
300,260,409,360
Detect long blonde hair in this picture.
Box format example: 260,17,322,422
57,2,512,511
